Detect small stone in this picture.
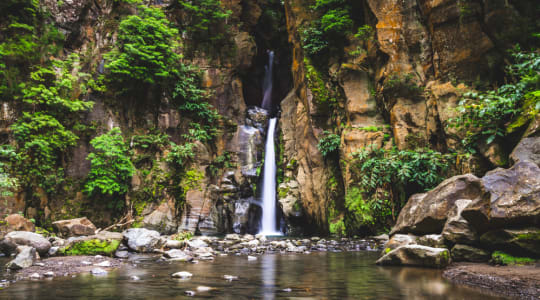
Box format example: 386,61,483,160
48,247,59,257
44,272,54,277
33,262,45,267
91,268,108,276
29,273,41,279
95,261,111,267
171,271,192,279
311,237,320,241
184,291,195,296
94,255,103,259
223,275,238,281
114,250,129,259
81,261,92,265
196,286,213,292
247,256,257,261
282,288,292,292
130,275,140,280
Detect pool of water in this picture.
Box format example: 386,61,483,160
0,251,506,299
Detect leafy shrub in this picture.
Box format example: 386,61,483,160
176,0,232,47
301,26,328,57
84,128,135,208
346,146,455,231
0,146,19,196
167,142,195,167
450,47,540,151
104,5,180,92
317,131,341,157
320,8,353,35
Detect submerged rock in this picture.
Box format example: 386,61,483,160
171,271,192,279
376,245,450,268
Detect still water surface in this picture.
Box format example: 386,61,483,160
0,252,506,299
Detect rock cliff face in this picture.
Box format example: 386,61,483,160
0,0,537,236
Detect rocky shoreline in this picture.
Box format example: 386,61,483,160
443,263,540,300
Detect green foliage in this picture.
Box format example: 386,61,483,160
167,142,195,167
84,128,135,208
173,231,193,241
320,8,353,35
304,58,338,108
383,73,424,98
354,25,374,42
329,218,346,236
450,47,540,151
346,146,455,232
180,168,204,198
176,0,232,47
491,251,537,266
131,131,170,152
208,151,234,177
301,27,328,57
0,146,19,196
317,131,341,157
60,239,120,256
104,5,180,92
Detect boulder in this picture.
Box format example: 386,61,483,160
122,228,162,253
0,231,51,256
164,249,192,261
376,245,450,268
384,234,417,252
450,244,490,262
390,174,488,235
186,239,208,249
479,228,540,257
52,217,96,237
510,136,540,167
441,199,478,246
4,214,35,232
6,246,36,270
417,234,445,248
463,161,540,230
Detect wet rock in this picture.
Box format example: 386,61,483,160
246,107,269,129
171,271,192,279
95,261,111,267
223,274,238,281
4,214,35,232
6,246,36,270
225,234,241,241
391,174,488,235
29,273,41,279
1,231,51,256
48,247,59,257
196,286,213,292
184,291,195,296
479,228,540,257
372,234,389,243
130,275,140,280
52,217,96,237
450,244,490,262
122,228,162,253
44,271,54,277
376,245,450,268
247,255,257,261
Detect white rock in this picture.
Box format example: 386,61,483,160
29,273,41,279
184,291,195,296
171,271,193,279
186,239,208,249
91,268,108,275
95,261,111,267
44,271,54,277
81,261,92,265
130,275,140,280
223,275,238,281
196,286,213,292
247,256,257,261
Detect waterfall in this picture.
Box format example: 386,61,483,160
259,117,280,235
261,50,274,111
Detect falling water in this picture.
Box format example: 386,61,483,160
261,51,274,111
259,117,280,235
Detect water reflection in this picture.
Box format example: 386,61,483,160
0,252,506,300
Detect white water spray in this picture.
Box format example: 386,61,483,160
261,51,274,111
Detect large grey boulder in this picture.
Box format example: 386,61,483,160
441,199,478,246
463,161,540,230
391,174,488,235
53,217,96,237
6,246,36,270
122,228,162,253
376,245,450,268
450,244,490,262
510,136,540,167
417,234,445,248
0,231,51,256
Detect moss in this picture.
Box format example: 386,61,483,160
516,231,540,241
491,251,537,266
60,239,120,256
358,126,380,132
384,247,391,254
440,249,450,263
278,186,289,199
